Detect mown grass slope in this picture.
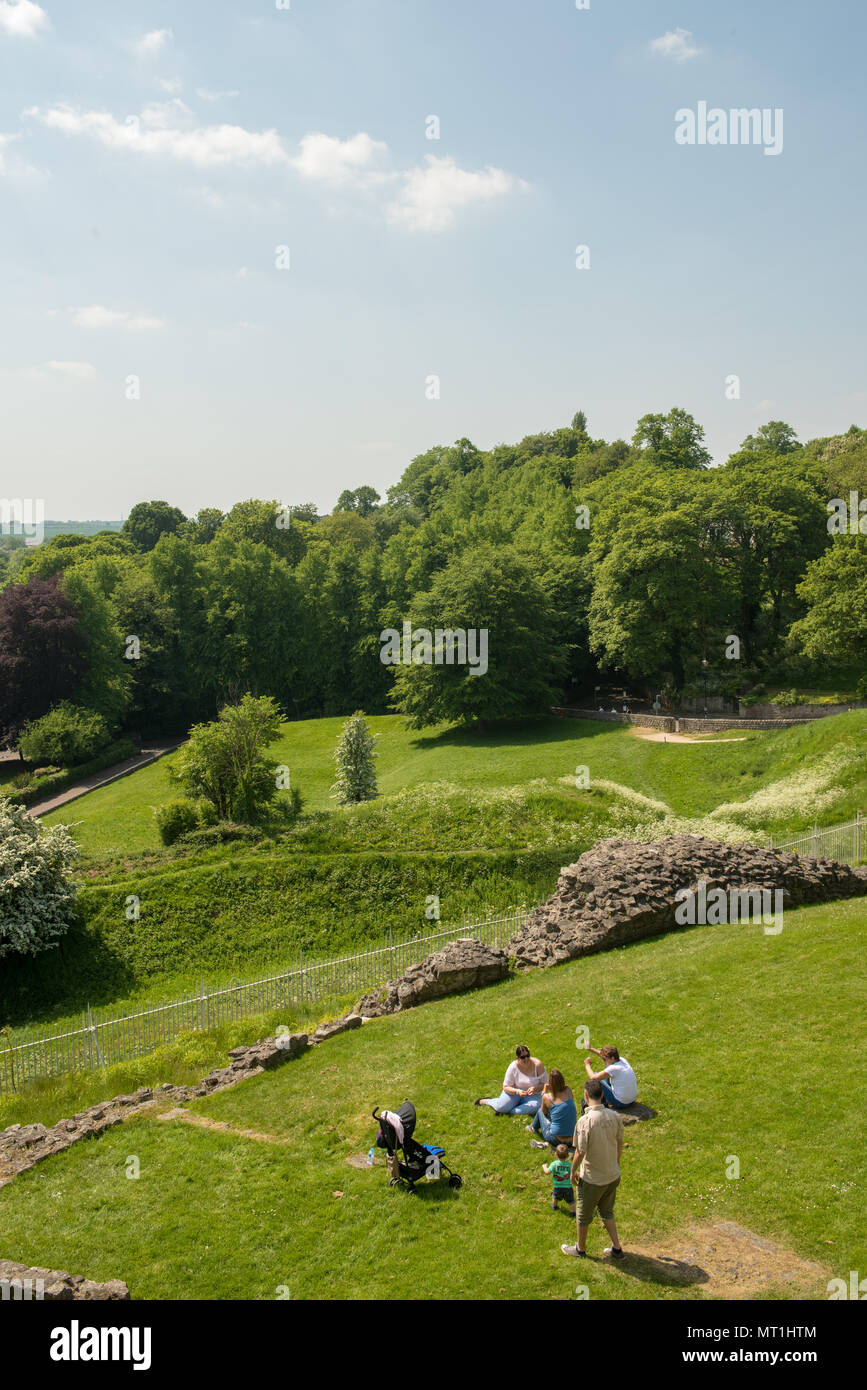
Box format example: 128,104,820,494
41,711,867,860
1,898,863,1301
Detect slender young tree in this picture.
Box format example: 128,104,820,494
331,711,378,804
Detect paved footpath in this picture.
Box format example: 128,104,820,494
26,742,183,818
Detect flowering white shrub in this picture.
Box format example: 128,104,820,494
0,796,80,959
707,750,851,829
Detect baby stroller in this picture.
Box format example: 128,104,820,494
372,1101,463,1191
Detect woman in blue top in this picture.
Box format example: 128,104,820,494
528,1069,577,1149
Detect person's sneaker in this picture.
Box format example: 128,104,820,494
473,1098,484,1107
524,1123,536,1132
561,1245,586,1258
550,1198,558,1211
530,1139,549,1149
603,1246,626,1260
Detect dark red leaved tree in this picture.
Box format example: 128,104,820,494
0,575,88,746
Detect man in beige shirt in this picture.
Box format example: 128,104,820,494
561,1078,625,1259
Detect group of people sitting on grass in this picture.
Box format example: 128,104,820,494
474,1042,638,1260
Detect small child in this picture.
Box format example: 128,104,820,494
543,1143,575,1215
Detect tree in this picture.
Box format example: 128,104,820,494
587,505,714,693
0,797,79,959
789,537,867,664
122,501,188,552
169,694,285,822
388,546,565,729
220,498,307,565
331,711,378,804
334,486,381,517
632,408,712,470
740,421,799,455
0,575,88,745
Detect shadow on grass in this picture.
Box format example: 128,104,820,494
408,717,618,754
600,1251,710,1289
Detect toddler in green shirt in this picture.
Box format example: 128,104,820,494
543,1143,575,1215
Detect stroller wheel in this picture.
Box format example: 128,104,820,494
448,1173,463,1189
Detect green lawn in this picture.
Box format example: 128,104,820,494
2,898,862,1301
43,711,867,861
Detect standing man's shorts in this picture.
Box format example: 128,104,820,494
577,1176,620,1224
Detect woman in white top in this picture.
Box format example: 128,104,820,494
475,1045,548,1115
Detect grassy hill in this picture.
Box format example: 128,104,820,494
1,897,862,1301
42,710,867,860
5,710,862,1035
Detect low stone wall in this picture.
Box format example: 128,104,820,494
0,1017,360,1189
553,708,813,733
0,1259,129,1301
743,702,866,721
507,835,867,969
554,708,675,730
357,938,509,1017
676,716,810,732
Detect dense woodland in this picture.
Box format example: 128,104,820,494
1,407,865,747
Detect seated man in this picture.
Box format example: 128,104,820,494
582,1045,637,1111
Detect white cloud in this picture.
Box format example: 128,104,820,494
0,1,49,38
196,87,240,102
649,28,702,62
46,360,98,379
133,28,172,56
24,103,290,168
387,155,525,231
158,77,183,94
69,305,165,332
290,131,392,187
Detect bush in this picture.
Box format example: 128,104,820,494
8,740,135,807
19,703,110,767
174,826,224,851
175,822,264,850
154,798,201,846
857,674,867,699
0,796,79,958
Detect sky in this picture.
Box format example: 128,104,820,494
1,0,865,520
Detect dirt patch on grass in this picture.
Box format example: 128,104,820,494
623,1222,828,1299
156,1108,291,1147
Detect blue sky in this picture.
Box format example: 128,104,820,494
1,0,865,519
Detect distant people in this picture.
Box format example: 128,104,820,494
582,1045,637,1111
561,1078,626,1260
475,1045,547,1115
529,1069,578,1149
543,1144,576,1217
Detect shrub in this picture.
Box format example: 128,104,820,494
175,826,224,851
857,674,867,699
0,796,79,958
154,798,201,846
19,702,110,767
